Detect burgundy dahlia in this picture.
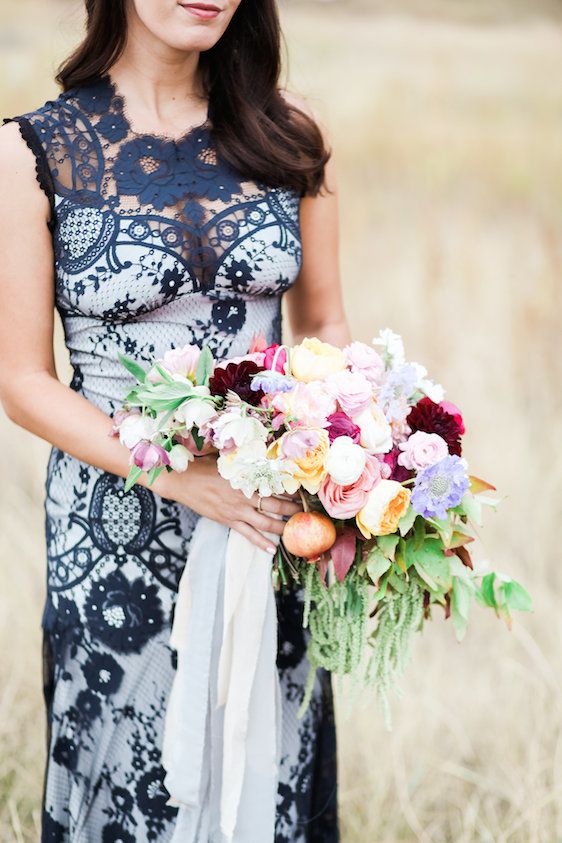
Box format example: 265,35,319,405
209,360,265,406
406,397,463,456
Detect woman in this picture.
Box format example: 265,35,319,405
0,0,349,839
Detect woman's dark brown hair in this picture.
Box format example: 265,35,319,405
56,0,331,197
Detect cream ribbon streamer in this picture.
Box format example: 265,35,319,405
162,516,281,843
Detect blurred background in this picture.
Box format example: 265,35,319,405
1,0,561,840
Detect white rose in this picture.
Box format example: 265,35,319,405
325,436,366,486
168,444,193,473
354,402,393,454
119,414,157,449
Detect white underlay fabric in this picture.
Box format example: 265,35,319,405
162,517,281,843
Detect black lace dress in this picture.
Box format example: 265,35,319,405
3,76,339,842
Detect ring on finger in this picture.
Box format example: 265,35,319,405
257,495,263,513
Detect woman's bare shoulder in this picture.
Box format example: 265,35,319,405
0,119,35,164
0,121,51,214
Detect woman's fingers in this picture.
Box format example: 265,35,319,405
231,521,278,554
247,509,286,537
249,493,302,518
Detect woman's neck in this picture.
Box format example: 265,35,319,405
108,10,207,137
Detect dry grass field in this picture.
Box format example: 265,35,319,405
1,1,562,840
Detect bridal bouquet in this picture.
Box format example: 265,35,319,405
115,329,531,725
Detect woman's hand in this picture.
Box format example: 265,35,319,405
155,455,302,553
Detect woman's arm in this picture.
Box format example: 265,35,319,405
0,123,299,552
282,93,351,349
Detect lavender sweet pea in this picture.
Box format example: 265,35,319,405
411,454,470,519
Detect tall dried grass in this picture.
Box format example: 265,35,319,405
1,2,561,840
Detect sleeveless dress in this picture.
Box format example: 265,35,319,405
3,76,339,843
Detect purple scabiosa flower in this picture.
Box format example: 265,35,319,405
411,454,469,519
250,372,295,394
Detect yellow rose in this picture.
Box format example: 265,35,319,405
290,337,346,383
356,480,411,538
269,429,329,494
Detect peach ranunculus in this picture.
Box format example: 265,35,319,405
269,429,329,493
290,337,346,384
356,480,411,537
319,453,384,519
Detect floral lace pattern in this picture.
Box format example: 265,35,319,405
4,77,338,842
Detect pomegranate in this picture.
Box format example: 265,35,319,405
282,512,336,559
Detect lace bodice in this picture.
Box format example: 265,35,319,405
4,75,303,412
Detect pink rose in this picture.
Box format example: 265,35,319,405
326,411,361,444
319,453,383,519
130,441,170,472
439,400,465,435
263,344,288,373
397,431,448,471
344,341,385,386
326,370,373,417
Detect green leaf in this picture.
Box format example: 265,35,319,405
373,570,391,601
398,504,417,536
407,537,451,589
153,363,175,384
377,534,399,561
388,570,408,594
480,572,497,608
195,347,214,386
413,515,426,549
413,561,438,591
462,492,483,527
147,466,165,486
452,576,471,619
119,354,148,384
124,465,143,492
135,382,194,402
191,428,204,452
366,548,391,584
451,577,472,641
429,515,454,547
499,579,532,613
